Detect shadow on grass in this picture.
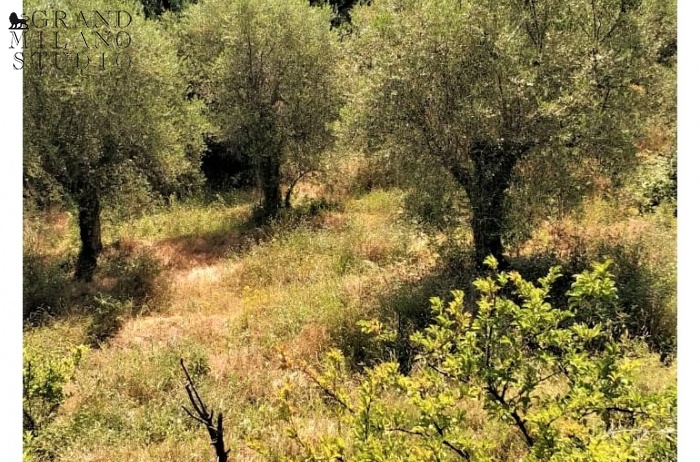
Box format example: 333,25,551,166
336,251,481,374
23,199,342,347
148,199,340,270
335,244,677,373
510,246,676,362
23,243,174,346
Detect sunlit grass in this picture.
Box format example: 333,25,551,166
23,187,676,461
24,188,431,461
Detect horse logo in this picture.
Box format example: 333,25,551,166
9,12,29,29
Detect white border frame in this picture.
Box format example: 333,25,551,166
0,0,24,456
0,0,695,458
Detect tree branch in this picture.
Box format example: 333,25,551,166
181,358,230,462
486,384,534,447
297,364,354,413
387,427,471,460
284,170,310,208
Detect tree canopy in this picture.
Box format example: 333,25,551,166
24,0,207,280
342,0,675,263
178,0,341,218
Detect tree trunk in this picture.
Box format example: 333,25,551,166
456,141,531,267
75,185,103,281
260,151,281,219
254,106,283,220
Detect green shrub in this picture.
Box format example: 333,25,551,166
103,247,171,314
627,154,676,215
402,176,467,232
85,296,129,347
511,216,677,360
592,242,676,360
23,344,87,437
298,197,341,217
351,154,403,194
277,259,676,461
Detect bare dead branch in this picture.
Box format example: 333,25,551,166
181,358,230,462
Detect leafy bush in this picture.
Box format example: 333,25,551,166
592,242,676,360
350,154,403,194
402,179,467,232
85,296,129,347
23,344,87,443
139,0,198,18
276,259,676,461
86,244,175,344
103,247,171,314
627,154,677,215
513,211,677,360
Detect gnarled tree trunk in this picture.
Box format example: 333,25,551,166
254,107,283,220
75,184,103,281
451,141,531,266
259,151,282,219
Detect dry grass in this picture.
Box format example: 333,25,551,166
23,188,676,461
24,188,435,461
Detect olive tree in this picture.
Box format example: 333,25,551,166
179,0,341,218
344,0,674,264
24,0,206,280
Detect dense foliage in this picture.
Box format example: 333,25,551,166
341,0,675,263
138,0,198,18
24,344,87,456
178,0,341,219
278,259,676,461
21,0,676,460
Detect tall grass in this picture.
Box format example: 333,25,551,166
23,189,676,461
